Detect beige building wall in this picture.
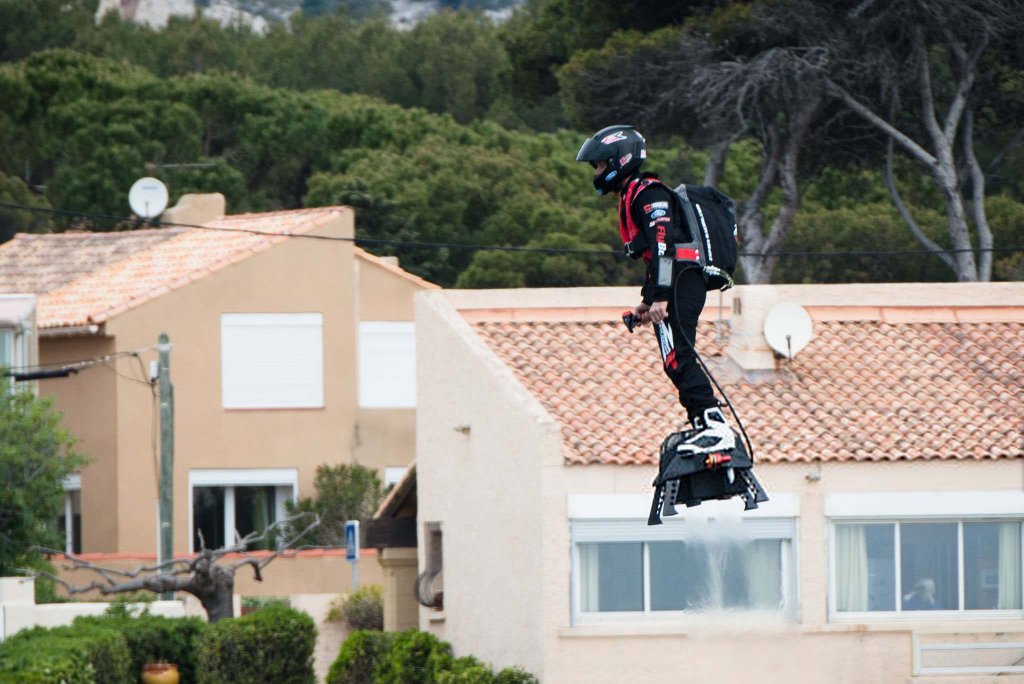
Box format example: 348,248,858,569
38,211,357,556
353,252,437,477
39,336,118,552
416,287,1024,683
416,290,559,676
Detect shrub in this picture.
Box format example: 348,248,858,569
328,630,538,684
196,603,316,684
326,629,395,684
75,605,207,683
240,595,290,612
435,656,496,684
375,630,454,684
327,585,383,631
0,622,132,683
494,666,540,683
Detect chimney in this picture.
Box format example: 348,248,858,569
727,285,781,373
161,193,226,226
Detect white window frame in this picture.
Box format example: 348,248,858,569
220,313,324,410
827,491,1024,623
187,468,298,553
62,475,81,555
568,494,799,626
358,321,416,408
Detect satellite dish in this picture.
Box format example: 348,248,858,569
763,302,813,359
128,177,169,219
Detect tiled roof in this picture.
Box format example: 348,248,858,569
0,208,343,328
473,319,1024,465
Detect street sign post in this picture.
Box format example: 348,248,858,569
345,520,360,589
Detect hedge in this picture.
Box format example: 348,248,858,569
74,607,207,683
0,622,132,684
326,630,396,684
328,630,539,684
196,603,316,684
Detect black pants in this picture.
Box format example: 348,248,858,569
651,266,717,422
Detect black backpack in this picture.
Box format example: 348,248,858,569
672,184,739,291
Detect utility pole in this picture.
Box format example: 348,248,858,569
157,333,174,600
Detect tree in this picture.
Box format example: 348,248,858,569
0,171,53,243
559,7,834,284
0,0,97,63
285,464,383,547
34,513,319,622
0,385,86,576
823,0,1024,282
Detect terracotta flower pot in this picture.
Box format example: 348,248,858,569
141,662,180,684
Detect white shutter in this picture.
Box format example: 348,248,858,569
359,322,416,408
221,313,323,409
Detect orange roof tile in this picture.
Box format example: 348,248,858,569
0,208,344,328
473,319,1024,465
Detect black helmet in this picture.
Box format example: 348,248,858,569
576,125,646,195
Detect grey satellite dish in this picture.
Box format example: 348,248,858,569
128,177,169,219
763,302,813,359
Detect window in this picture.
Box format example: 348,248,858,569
358,322,415,408
833,520,1023,615
1,295,36,393
384,466,408,489
189,469,297,552
572,518,795,621
56,475,81,555
221,313,323,409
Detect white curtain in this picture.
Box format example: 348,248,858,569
579,544,600,612
745,539,783,609
836,525,869,612
997,522,1022,609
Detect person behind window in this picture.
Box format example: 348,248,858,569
903,578,938,610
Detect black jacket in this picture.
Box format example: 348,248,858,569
619,176,689,304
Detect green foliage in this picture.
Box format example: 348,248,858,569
0,622,132,684
373,630,454,684
196,603,316,684
328,630,538,684
74,609,207,684
0,387,87,576
285,463,383,546
435,656,496,684
0,171,52,242
240,595,290,611
326,585,383,631
326,629,395,684
0,0,97,63
494,667,540,683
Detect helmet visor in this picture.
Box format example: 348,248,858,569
575,137,613,163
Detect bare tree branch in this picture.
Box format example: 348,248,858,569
26,512,319,622
884,137,955,269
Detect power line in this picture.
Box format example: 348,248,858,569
3,347,155,381
1,200,1021,259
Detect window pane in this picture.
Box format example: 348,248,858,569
739,539,783,610
836,524,895,612
650,539,782,612
901,523,957,611
579,543,643,612
193,486,225,551
964,522,1022,610
650,541,711,611
235,486,277,550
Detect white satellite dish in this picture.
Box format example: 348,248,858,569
128,177,169,219
763,302,813,359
